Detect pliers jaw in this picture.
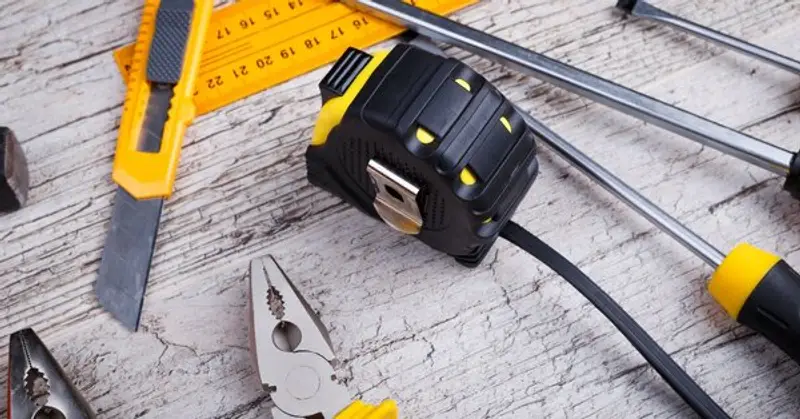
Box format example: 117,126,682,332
248,256,351,418
7,329,95,419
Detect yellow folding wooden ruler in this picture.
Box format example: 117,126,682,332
114,0,478,116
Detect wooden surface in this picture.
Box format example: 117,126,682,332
2,0,800,417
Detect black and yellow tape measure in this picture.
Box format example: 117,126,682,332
306,43,540,266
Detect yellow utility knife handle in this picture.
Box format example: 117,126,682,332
336,400,398,419
113,0,213,199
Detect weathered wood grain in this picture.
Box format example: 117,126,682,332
1,0,799,417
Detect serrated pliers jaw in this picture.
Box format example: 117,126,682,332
7,329,95,419
248,256,351,418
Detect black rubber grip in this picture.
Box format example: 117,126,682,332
782,152,800,200
319,47,373,105
147,0,195,84
738,260,800,363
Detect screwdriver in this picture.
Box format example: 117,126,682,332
516,107,800,363
617,0,800,77
342,0,800,200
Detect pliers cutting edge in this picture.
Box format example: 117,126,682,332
7,328,95,419
248,256,398,419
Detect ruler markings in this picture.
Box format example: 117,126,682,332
114,0,478,114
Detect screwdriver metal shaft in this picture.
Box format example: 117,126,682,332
345,0,796,176
518,108,726,267
618,0,800,77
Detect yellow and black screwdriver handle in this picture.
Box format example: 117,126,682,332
114,0,213,199
710,244,800,361
306,43,540,267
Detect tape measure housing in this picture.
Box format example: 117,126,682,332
307,44,539,266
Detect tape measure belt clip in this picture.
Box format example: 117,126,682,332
306,43,539,266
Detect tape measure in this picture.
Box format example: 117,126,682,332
114,0,477,116
306,42,539,266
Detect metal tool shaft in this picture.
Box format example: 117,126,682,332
345,0,795,175
622,0,800,77
519,108,726,268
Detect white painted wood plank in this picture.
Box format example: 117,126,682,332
1,0,799,417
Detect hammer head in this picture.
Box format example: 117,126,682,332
0,126,30,212
616,0,639,13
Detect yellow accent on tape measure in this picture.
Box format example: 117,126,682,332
500,116,511,133
416,127,435,144
311,50,390,146
114,0,478,116
460,167,477,185
455,78,471,91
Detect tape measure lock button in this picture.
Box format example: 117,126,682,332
319,47,375,104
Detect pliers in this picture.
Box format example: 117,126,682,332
248,256,398,419
7,328,95,419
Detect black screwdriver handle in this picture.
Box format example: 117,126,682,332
738,261,800,361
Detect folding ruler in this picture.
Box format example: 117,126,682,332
114,0,478,115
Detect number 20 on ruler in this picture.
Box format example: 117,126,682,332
201,14,373,97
